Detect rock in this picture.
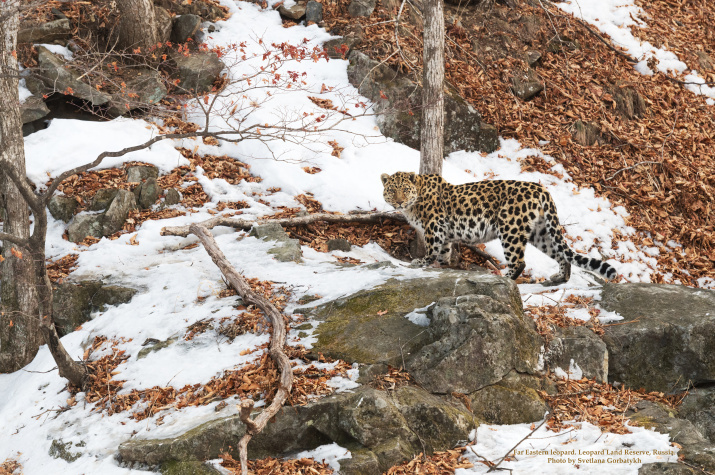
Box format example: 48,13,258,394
600,283,715,392
511,68,544,101
267,240,303,263
164,188,182,206
305,1,323,23
639,463,698,475
48,194,77,223
324,25,364,59
526,50,542,67
546,325,608,382
108,70,168,116
49,439,81,462
155,6,173,43
547,37,581,53
348,0,376,17
278,3,307,20
161,460,221,474
168,50,224,94
135,177,163,209
627,401,715,472
102,189,138,236
171,14,202,43
24,75,50,96
17,18,70,44
695,51,714,71
571,120,600,146
126,165,159,183
678,387,715,443
155,0,225,21
306,270,521,366
249,223,289,241
89,188,119,212
21,95,50,124
408,293,542,394
117,385,475,472
347,51,498,154
470,372,552,424
53,281,137,336
608,82,647,119
37,46,112,106
67,213,104,243
138,337,178,360
327,238,351,252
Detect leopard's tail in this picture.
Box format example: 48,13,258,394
567,250,618,280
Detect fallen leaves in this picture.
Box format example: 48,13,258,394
386,448,474,474
220,452,334,475
46,254,79,283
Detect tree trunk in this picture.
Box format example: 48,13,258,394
0,0,43,372
115,0,159,51
420,0,445,176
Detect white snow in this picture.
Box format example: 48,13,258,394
0,0,686,473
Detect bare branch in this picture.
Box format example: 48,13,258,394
161,210,407,237
188,224,292,475
0,231,29,248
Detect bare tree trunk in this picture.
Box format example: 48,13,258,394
115,0,158,51
0,0,43,372
419,0,445,176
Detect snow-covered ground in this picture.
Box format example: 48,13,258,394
0,0,694,473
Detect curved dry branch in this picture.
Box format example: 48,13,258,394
161,210,407,237
188,224,292,475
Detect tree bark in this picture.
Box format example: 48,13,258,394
0,0,43,372
419,0,445,175
115,0,158,51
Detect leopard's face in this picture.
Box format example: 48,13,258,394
381,172,419,210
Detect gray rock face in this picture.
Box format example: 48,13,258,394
37,46,112,105
407,294,542,394
347,51,498,154
278,3,307,20
67,213,104,243
678,388,715,443
53,281,137,336
102,190,137,236
250,223,303,263
600,283,715,392
48,194,77,223
171,14,202,43
117,385,475,474
526,50,542,66
169,50,224,94
546,325,608,382
89,188,119,212
327,238,351,252
18,18,70,44
108,70,167,116
126,165,159,183
21,95,50,124
164,188,182,206
324,25,363,59
348,0,376,17
627,401,715,472
305,1,323,23
470,372,552,424
134,177,163,209
512,68,544,101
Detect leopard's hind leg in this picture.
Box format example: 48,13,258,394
530,209,571,285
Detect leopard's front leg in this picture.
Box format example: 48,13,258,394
411,223,451,267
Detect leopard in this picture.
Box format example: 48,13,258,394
381,171,617,284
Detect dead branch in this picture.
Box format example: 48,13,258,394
188,223,292,475
488,414,551,472
161,210,407,237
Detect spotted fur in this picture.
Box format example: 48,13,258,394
381,172,617,283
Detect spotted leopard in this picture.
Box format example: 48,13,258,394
381,171,617,284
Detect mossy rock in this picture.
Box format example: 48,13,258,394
161,460,221,474
470,372,550,424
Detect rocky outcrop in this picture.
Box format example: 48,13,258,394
249,223,303,263
168,50,224,94
347,51,499,155
600,283,715,392
37,46,112,106
511,68,544,101
53,281,137,336
18,18,71,44
48,194,78,223
107,70,168,117
67,189,137,242
546,325,608,382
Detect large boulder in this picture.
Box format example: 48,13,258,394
347,51,499,155
250,223,303,263
108,69,167,116
117,385,475,474
678,387,715,443
48,194,78,223
600,283,715,392
102,189,137,236
18,18,70,44
53,281,137,336
67,213,104,243
545,324,608,382
20,95,50,124
37,46,112,106
407,293,542,394
168,50,224,94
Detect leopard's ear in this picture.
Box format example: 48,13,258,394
405,172,417,182
380,173,390,184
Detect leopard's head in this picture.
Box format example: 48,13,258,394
381,172,419,210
